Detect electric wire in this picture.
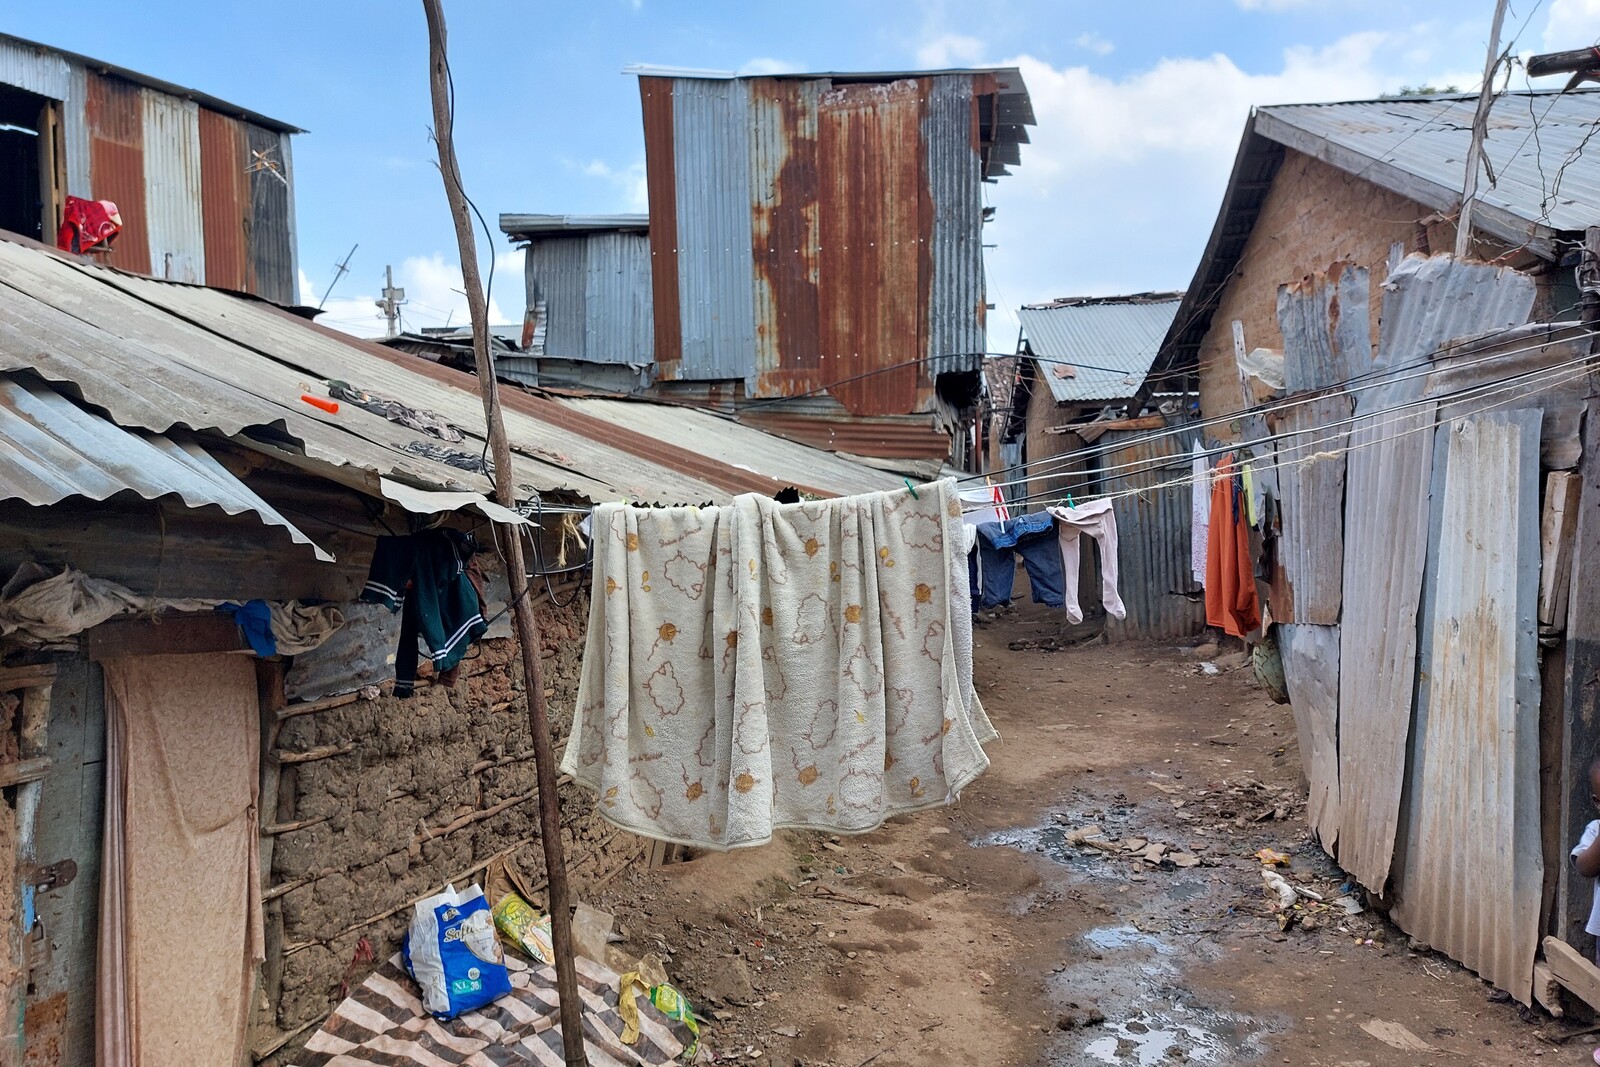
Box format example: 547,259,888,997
982,352,1597,514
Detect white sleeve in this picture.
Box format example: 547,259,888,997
1573,820,1599,860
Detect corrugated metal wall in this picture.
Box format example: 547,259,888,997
140,89,205,283
1098,420,1206,641
819,80,922,418
641,72,990,416
199,108,250,293
245,123,295,305
923,76,984,377
585,231,653,364
85,72,150,275
527,237,588,360
749,78,821,397
1,47,295,302
669,78,756,381
1393,408,1544,1006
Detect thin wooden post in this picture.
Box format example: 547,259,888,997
419,4,587,1062
1456,0,1510,259
1558,228,1600,949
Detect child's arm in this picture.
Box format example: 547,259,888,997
1577,831,1600,878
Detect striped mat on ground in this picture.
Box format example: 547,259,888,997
294,952,688,1066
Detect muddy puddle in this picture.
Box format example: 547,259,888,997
980,809,1280,1065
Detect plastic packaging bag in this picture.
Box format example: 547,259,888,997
491,890,555,965
403,883,512,1019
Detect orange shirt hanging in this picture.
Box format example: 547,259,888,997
1204,454,1261,638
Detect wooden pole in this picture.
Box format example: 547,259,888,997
419,4,588,1062
1527,46,1600,80
1456,0,1510,259
1558,227,1600,950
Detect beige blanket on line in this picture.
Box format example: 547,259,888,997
561,479,995,849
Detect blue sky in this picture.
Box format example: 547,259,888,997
7,0,1597,350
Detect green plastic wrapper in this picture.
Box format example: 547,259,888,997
490,890,554,965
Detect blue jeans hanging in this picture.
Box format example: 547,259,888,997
974,515,1065,609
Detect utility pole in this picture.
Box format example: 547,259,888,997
376,264,407,338
420,3,588,1064
318,243,358,310
1457,0,1510,259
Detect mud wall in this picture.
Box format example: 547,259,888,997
262,586,646,1047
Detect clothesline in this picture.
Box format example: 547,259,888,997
983,352,1596,516
962,322,1599,491
971,342,1596,510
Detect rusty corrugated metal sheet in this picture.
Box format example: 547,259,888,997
1336,254,1536,891
139,88,205,283
1269,264,1369,624
640,76,682,372
1097,420,1206,641
1392,409,1543,1005
924,75,983,376
85,71,150,275
198,107,250,294
670,77,755,380
737,408,951,460
245,123,295,305
749,77,822,397
820,80,922,417
1280,623,1341,851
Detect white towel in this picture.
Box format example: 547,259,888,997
561,479,995,850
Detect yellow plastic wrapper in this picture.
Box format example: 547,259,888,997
620,954,701,1059
490,890,554,965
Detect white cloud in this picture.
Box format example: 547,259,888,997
1075,33,1114,57
313,253,514,338
981,32,1401,352
739,57,807,76
916,32,986,68
1237,0,1316,10
567,158,648,211
1541,0,1600,52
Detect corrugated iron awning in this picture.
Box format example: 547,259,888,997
0,374,331,560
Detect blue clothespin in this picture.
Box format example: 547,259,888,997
904,478,919,500
1066,493,1075,508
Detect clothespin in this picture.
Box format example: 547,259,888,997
1066,493,1075,508
903,478,919,500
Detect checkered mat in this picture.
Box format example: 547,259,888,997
293,952,687,1066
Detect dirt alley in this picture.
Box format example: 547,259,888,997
591,603,1576,1066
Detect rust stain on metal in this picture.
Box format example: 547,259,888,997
640,77,682,374
85,71,150,275
738,409,950,460
198,107,249,294
915,78,935,387
750,78,821,397
819,80,921,417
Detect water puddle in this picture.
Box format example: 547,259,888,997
1083,925,1169,954
1083,1002,1264,1065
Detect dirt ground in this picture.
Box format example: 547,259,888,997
591,603,1582,1066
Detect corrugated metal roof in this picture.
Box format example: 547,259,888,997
1258,89,1600,246
499,214,649,238
556,397,904,499
0,234,893,511
0,31,301,133
1393,408,1543,1006
1279,623,1341,852
0,373,328,559
1335,255,1536,892
1019,296,1181,403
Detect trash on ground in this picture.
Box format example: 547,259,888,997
404,883,511,1020
491,890,554,965
1255,847,1291,866
1359,1019,1438,1053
